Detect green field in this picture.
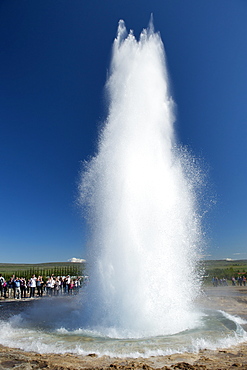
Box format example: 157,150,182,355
0,261,86,280
1,260,247,282
202,259,247,283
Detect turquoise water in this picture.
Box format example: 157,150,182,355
0,299,246,358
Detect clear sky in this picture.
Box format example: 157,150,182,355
0,0,246,263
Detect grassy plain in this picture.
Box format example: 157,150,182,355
0,262,85,280
202,259,247,282
1,260,247,282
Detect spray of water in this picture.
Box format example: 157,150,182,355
79,20,204,337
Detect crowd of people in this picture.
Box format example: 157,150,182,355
212,275,247,287
0,273,83,299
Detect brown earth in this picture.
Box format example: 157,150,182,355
1,286,247,370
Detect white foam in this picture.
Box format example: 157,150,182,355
219,310,247,325
1,309,247,358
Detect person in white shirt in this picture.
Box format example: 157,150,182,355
29,275,37,298
0,274,5,297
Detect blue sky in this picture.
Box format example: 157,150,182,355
0,0,246,263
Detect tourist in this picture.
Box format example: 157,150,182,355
0,273,83,300
13,277,21,299
20,277,27,298
29,275,37,298
222,278,228,286
2,281,7,298
68,279,74,294
212,277,219,287
36,276,44,297
53,278,59,295
238,276,243,286
62,278,67,294
45,277,53,296
0,274,5,297
7,277,14,298
243,276,246,286
74,278,79,293
50,276,55,295
65,275,71,294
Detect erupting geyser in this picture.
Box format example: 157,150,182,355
1,19,247,359
80,20,203,338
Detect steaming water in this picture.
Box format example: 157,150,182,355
1,20,247,357
79,20,204,337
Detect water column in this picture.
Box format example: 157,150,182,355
80,20,203,337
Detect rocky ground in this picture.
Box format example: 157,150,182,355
1,286,247,370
